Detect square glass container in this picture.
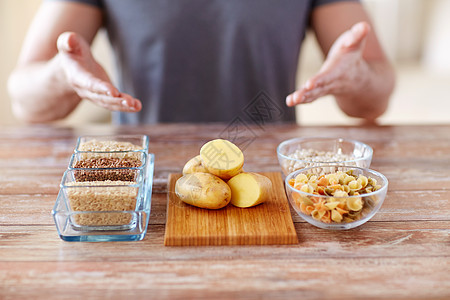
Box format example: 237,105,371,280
52,154,154,242
74,134,149,153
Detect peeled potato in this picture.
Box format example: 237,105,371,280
175,172,231,209
200,139,244,180
182,155,209,175
227,172,272,208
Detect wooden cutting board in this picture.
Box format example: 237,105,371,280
164,172,298,246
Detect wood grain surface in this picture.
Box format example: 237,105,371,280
164,172,298,246
0,123,449,300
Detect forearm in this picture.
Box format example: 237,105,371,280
8,54,81,123
335,60,395,120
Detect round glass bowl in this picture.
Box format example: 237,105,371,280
285,165,388,230
277,137,373,176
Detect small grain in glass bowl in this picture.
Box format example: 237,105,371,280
277,137,373,176
64,180,139,226
60,169,144,227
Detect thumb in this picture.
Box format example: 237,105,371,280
319,22,370,73
57,32,83,55
342,22,370,52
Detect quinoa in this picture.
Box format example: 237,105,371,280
78,140,143,152
73,157,142,169
73,168,140,182
77,140,144,162
72,157,142,182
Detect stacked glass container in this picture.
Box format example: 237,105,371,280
52,135,154,242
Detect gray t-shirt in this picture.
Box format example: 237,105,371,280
58,0,356,124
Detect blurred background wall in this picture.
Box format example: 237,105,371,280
1,0,449,126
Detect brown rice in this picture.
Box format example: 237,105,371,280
66,180,139,226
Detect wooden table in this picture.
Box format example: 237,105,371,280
0,123,449,299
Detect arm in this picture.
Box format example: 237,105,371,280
286,1,395,121
7,1,141,123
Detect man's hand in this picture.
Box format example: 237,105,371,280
286,2,395,122
286,22,370,107
57,32,142,112
8,1,140,123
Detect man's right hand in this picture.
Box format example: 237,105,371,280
57,32,142,112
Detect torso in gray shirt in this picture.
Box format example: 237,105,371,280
59,0,354,124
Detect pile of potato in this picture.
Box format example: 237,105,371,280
175,139,272,209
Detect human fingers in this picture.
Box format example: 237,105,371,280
59,48,121,97
286,70,346,106
119,93,142,111
57,32,72,53
92,92,141,112
287,23,373,107
343,22,370,50
82,75,121,97
286,73,326,106
57,31,96,57
302,23,371,95
64,64,121,98
286,75,317,106
75,88,142,112
285,90,300,107
57,32,124,100
57,32,81,54
319,23,369,76
328,22,370,59
286,84,329,106
298,81,346,104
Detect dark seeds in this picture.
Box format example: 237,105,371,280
73,158,142,182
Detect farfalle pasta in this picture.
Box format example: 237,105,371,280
288,170,382,223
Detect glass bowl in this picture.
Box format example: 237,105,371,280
277,137,373,176
285,165,388,230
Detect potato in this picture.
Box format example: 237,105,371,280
182,155,209,175
200,139,244,180
175,172,231,209
227,172,272,208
